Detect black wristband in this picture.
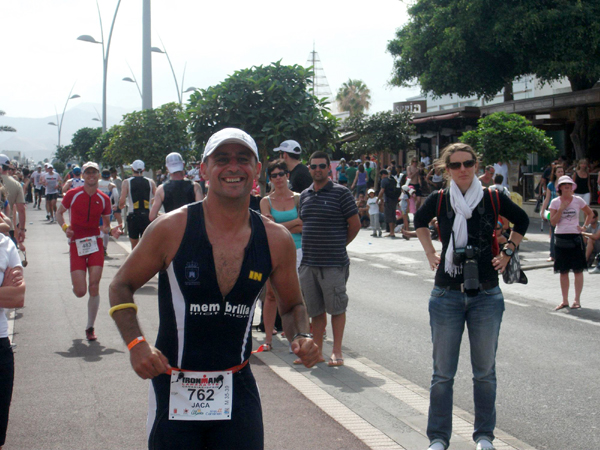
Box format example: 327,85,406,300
506,240,516,248
292,332,313,341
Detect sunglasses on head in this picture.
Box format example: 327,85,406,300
270,171,288,179
310,163,328,170
447,159,476,170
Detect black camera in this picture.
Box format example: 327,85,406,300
453,245,480,292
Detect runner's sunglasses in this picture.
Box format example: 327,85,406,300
447,159,476,170
309,163,328,170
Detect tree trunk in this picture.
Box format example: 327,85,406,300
503,81,514,102
570,106,589,161
567,76,596,161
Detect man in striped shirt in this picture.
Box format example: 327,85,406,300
299,151,361,366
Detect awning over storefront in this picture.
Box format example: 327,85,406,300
411,112,461,124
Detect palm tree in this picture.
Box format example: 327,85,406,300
0,110,16,132
336,79,372,116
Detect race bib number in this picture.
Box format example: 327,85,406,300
75,237,99,257
169,370,232,421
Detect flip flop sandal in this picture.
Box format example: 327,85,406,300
328,358,344,367
554,303,569,311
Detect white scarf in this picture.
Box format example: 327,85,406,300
445,176,484,277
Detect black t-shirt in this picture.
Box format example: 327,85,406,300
289,164,313,194
414,189,529,286
380,177,395,200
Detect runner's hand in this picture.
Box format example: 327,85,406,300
65,228,74,239
291,337,321,368
130,343,172,379
110,225,124,239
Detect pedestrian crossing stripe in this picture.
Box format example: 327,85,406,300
249,271,263,282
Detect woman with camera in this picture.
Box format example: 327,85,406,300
550,176,594,310
414,143,529,450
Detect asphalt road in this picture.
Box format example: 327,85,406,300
342,227,600,450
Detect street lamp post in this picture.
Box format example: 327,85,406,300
76,0,122,133
48,85,80,147
151,43,198,104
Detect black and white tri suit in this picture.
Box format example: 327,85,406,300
148,201,272,450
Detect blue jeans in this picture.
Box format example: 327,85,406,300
427,285,505,448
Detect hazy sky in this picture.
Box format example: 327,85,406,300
1,0,421,120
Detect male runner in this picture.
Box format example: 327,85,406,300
109,128,320,449
61,166,85,193
149,152,203,221
42,164,62,223
99,169,119,255
119,160,156,249
109,167,123,230
56,162,123,341
32,166,44,209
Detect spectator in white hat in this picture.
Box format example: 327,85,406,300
149,153,203,221
274,140,312,193
118,160,156,249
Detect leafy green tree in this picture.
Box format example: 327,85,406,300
65,127,102,163
336,79,372,116
54,145,77,164
89,126,122,166
387,0,600,159
460,112,557,165
105,103,189,170
187,61,339,190
342,110,414,186
0,110,16,132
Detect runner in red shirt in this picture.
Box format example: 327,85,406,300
56,162,123,341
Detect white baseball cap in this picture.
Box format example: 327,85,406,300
81,161,100,173
0,155,13,168
131,160,145,172
47,164,54,169
202,128,259,162
165,152,184,173
274,140,301,155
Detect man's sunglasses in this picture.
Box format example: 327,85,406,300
310,163,328,170
447,159,476,170
270,171,288,179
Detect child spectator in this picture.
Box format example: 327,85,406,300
367,189,381,237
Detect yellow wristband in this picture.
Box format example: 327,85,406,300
127,336,146,351
62,223,69,232
109,303,138,318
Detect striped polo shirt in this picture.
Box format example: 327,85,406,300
300,180,358,267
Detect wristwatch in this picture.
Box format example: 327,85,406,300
292,332,313,341
502,246,514,257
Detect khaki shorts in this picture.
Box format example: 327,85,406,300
299,265,349,317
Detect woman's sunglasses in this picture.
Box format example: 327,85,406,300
447,159,476,170
270,171,288,178
310,163,328,170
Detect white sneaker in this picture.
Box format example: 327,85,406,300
590,266,600,274
476,439,495,450
427,443,445,450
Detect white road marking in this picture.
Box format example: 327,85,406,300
351,257,366,262
552,312,600,327
371,263,391,269
394,270,416,277
504,299,530,307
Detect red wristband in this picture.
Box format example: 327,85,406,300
127,336,146,351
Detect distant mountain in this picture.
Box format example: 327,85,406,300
0,102,136,160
